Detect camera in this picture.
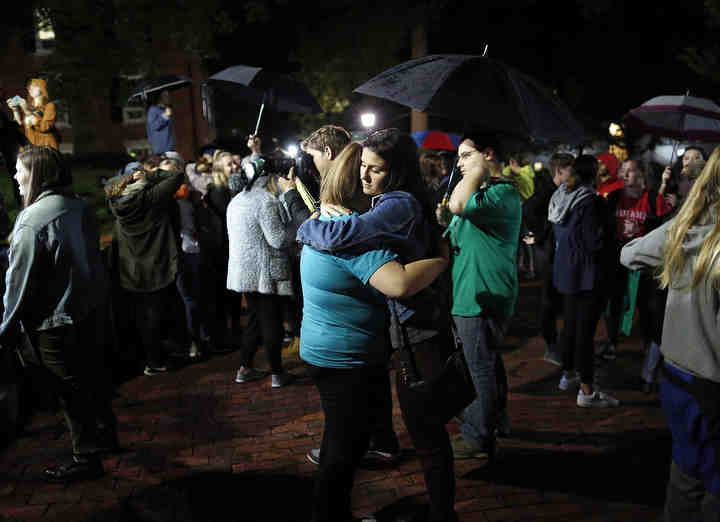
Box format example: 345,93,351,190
7,96,24,108
263,151,322,201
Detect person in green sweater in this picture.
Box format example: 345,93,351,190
437,134,522,461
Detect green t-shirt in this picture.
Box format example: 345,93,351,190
445,181,522,319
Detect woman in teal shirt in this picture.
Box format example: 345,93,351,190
300,143,447,522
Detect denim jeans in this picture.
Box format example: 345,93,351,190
176,252,213,343
454,315,508,451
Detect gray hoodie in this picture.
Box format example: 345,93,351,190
620,217,720,383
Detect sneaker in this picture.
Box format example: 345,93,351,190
450,437,495,461
362,449,399,465
143,366,167,376
558,371,580,391
577,389,620,408
600,343,617,360
271,372,295,388
188,342,202,359
306,448,321,465
235,367,266,383
543,344,562,366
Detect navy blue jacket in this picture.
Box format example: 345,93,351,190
552,196,602,294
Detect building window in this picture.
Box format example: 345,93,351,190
122,106,147,125
34,10,56,55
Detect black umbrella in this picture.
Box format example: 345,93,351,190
354,54,586,145
127,75,193,103
205,65,322,135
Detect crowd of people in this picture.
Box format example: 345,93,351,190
0,80,719,520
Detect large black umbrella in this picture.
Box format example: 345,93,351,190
127,75,192,103
354,54,587,145
205,65,322,135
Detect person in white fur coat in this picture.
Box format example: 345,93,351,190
227,172,295,388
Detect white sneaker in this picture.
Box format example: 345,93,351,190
271,372,295,388
235,368,266,383
577,390,620,408
558,372,580,391
188,342,202,359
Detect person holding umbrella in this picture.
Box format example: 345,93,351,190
146,90,176,155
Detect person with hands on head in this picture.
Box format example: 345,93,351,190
435,134,522,463
145,90,176,155
105,155,185,376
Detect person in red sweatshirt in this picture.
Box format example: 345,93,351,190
597,159,671,361
596,152,623,197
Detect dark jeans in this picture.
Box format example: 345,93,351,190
558,291,597,385
241,292,284,374
455,315,508,451
397,335,457,522
309,363,393,522
124,284,175,368
176,252,214,343
31,308,117,456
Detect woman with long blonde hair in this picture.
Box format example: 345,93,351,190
621,144,720,521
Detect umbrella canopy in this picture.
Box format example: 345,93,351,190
411,130,461,150
355,54,586,144
128,75,192,103
623,95,720,142
206,65,322,116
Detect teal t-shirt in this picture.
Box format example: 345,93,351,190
445,181,522,319
299,218,397,368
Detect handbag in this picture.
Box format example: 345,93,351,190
389,299,476,425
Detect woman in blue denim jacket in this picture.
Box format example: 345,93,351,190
0,147,117,483
297,129,457,522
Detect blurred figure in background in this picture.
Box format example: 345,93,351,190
7,78,58,150
146,90,176,155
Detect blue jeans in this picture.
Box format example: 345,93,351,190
454,315,508,451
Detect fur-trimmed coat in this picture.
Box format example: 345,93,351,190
226,176,293,296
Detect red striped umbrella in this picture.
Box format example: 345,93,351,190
623,95,720,142
411,130,461,150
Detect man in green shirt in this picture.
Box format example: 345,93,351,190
438,135,522,461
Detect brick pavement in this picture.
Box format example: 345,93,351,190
0,281,669,522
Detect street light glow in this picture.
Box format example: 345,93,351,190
608,122,623,137
286,144,298,158
361,112,376,128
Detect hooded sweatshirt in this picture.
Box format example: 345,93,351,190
23,78,58,150
620,217,720,383
548,184,601,294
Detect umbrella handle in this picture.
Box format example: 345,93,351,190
254,102,265,136
670,140,679,166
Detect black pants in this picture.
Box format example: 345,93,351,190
309,363,393,522
539,255,560,347
124,284,175,369
397,336,458,522
241,292,284,373
558,291,597,385
31,308,117,456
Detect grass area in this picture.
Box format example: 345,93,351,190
0,165,117,240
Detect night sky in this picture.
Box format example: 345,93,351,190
209,0,712,139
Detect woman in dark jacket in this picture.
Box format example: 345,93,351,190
548,155,619,408
0,146,117,482
106,160,184,375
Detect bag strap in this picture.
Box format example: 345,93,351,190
387,298,421,385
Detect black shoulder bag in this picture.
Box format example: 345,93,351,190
388,298,476,425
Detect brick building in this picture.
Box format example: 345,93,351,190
0,19,213,163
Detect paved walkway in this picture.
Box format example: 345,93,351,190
0,281,668,521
